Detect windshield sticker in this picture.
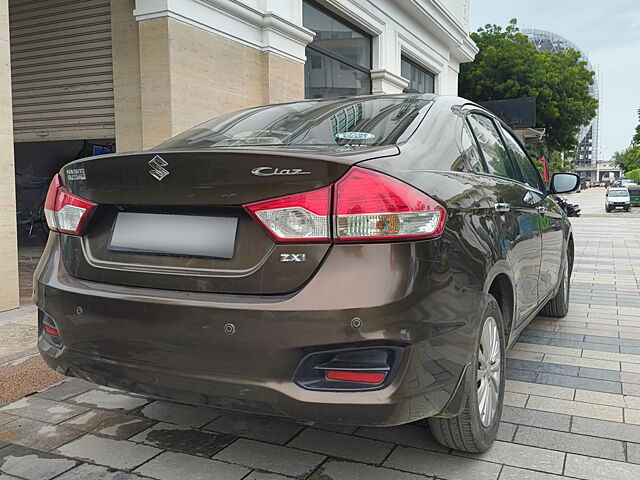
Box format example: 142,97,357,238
335,132,376,140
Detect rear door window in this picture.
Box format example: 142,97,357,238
467,114,518,181
461,121,485,173
501,127,545,191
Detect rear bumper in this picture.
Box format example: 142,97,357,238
34,235,481,426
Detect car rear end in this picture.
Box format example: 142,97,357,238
34,96,478,426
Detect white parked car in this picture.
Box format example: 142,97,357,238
605,187,631,212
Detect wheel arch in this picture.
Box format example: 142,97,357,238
483,262,516,340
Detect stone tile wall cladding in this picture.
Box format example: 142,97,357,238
1,216,640,479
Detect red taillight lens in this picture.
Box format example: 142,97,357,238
333,167,446,242
326,370,386,384
243,186,331,243
44,173,97,235
244,168,446,243
43,325,60,337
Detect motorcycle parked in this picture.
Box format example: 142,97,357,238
555,196,581,217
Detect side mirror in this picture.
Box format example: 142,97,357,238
550,173,580,194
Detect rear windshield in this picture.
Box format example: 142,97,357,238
155,97,432,149
608,189,629,197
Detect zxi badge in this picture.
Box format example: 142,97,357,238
280,253,306,262
148,155,169,181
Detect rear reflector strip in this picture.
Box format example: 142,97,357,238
325,370,386,384
43,325,60,337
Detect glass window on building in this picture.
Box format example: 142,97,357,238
303,1,372,98
401,56,435,94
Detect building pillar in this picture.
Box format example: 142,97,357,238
111,0,144,152
131,0,312,149
0,0,19,312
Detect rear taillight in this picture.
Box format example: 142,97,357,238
333,167,446,242
244,167,445,243
244,186,331,243
44,173,97,235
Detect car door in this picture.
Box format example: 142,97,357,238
466,113,543,324
499,126,563,301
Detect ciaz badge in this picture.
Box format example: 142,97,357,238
280,253,306,262
251,167,311,177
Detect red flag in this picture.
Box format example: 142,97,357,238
540,155,550,183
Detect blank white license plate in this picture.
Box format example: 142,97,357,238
109,212,238,258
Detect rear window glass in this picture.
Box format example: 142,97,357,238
608,189,628,197
155,97,432,149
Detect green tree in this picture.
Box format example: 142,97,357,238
633,108,640,146
626,168,640,184
613,146,640,173
459,19,598,153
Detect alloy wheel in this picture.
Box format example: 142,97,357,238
477,316,501,428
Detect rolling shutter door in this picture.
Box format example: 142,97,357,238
9,0,114,142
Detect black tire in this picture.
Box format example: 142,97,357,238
540,252,570,318
428,295,505,452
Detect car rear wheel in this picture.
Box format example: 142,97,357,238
540,252,570,318
428,295,505,452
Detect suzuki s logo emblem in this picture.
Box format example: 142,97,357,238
251,167,311,177
148,155,169,181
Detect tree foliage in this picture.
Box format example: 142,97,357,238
633,108,640,147
613,146,640,173
613,108,640,173
626,169,640,184
459,19,598,152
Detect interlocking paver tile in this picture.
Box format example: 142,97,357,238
68,390,149,412
288,427,394,464
203,412,303,445
0,397,88,424
0,414,14,427
505,380,574,399
56,434,161,471
0,417,84,451
130,422,235,457
135,451,249,480
55,463,146,479
214,439,325,477
513,425,625,461
0,444,77,480
535,372,622,394
138,400,219,428
93,414,156,440
354,424,448,453
384,446,501,480
527,395,623,422
564,453,640,480
495,422,517,442
35,380,95,402
309,459,428,480
578,366,621,381
571,414,640,442
243,473,292,480
458,440,565,474
501,406,571,432
498,466,567,480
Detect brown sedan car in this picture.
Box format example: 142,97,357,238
35,95,579,451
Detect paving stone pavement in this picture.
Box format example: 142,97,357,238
1,215,640,479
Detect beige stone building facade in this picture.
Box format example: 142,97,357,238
0,0,476,312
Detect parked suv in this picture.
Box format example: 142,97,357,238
34,95,579,452
605,187,631,212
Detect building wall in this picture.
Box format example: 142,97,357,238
0,0,18,312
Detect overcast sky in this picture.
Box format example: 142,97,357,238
469,0,640,159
